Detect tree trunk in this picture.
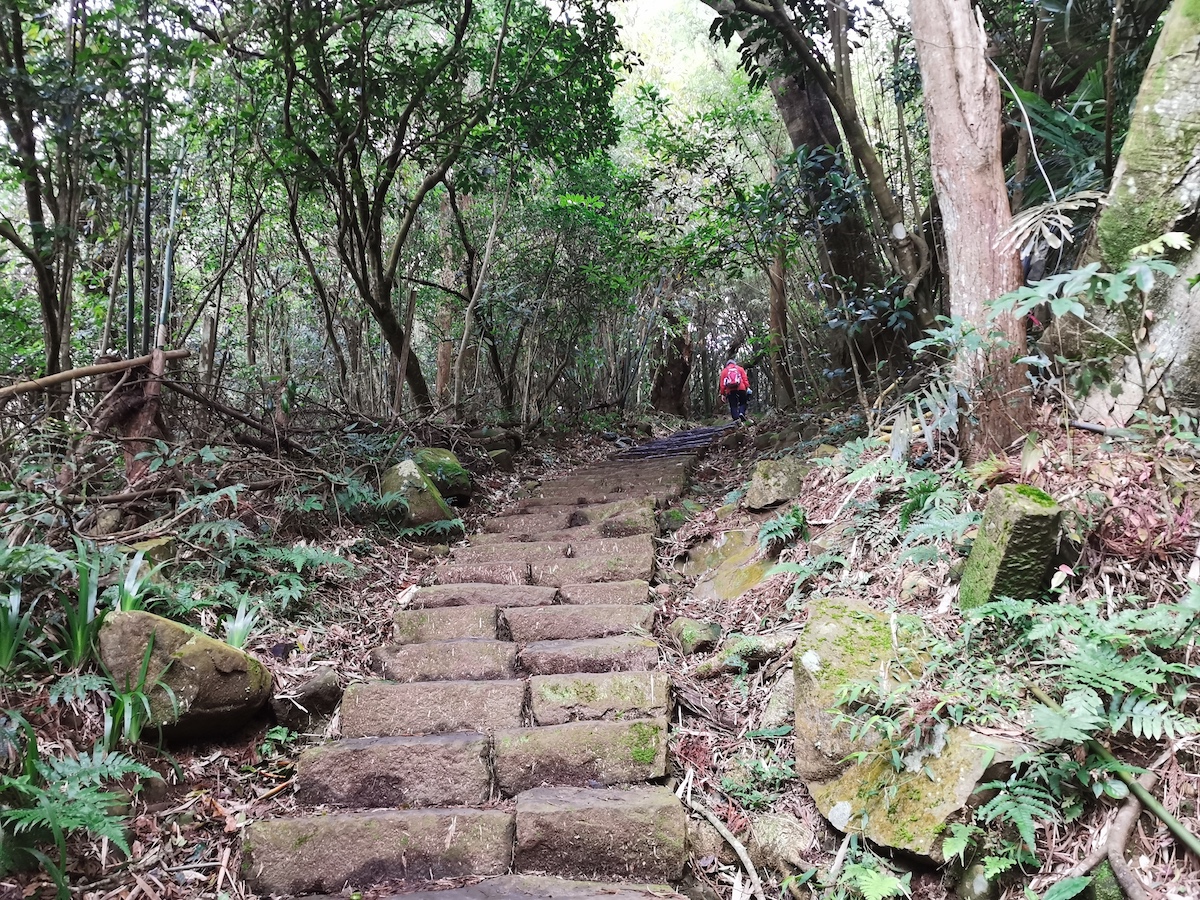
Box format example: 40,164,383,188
650,307,693,417
768,250,797,409
769,74,882,286
912,0,1030,458
1075,0,1200,420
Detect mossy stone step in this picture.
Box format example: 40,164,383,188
451,541,573,566
558,580,650,606
297,732,490,808
394,875,689,900
514,786,687,882
242,808,513,895
340,680,526,737
493,718,669,796
519,636,660,675
503,605,654,642
393,606,497,643
530,671,668,726
370,639,518,682
412,583,557,609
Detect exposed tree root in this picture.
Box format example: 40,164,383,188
683,793,766,900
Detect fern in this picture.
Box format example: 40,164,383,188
840,862,911,900
758,505,809,552
976,777,1061,851
184,518,248,548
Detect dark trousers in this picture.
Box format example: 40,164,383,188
726,390,748,421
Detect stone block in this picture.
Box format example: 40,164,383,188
271,668,342,732
380,460,463,536
297,733,490,807
413,447,474,503
667,617,721,654
744,456,811,510
530,672,668,725
393,606,497,643
340,680,525,736
242,809,514,894
503,605,654,642
520,636,659,675
514,786,687,881
453,541,571,565
557,580,650,606
413,583,557,609
959,484,1062,609
493,719,668,795
370,639,517,682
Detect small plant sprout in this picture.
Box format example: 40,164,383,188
55,539,105,669
110,551,156,612
0,583,36,676
223,597,261,648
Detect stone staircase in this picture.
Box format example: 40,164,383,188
242,427,729,898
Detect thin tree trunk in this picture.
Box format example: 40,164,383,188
1011,12,1048,211
768,250,797,409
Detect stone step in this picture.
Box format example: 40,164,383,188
524,535,655,588
393,605,497,643
297,732,490,808
518,489,678,509
503,605,654,642
493,718,669,796
242,808,514,895
340,680,526,737
394,875,689,900
520,636,660,675
434,562,530,585
514,786,687,882
370,639,518,682
455,535,655,568
413,583,557,609
490,498,653,526
559,580,650,605
530,671,669,726
452,541,571,565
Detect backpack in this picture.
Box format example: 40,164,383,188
721,366,745,392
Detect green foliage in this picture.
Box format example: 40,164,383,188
0,585,37,677
719,753,796,810
757,504,808,553
223,597,261,649
53,540,105,669
0,714,153,895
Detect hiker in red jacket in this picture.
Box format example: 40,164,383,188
718,359,750,422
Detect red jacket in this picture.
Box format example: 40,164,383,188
718,363,749,397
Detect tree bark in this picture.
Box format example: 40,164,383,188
650,306,693,417
912,0,1030,458
768,250,797,409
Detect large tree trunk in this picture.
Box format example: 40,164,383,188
770,74,881,287
649,308,692,417
1073,0,1200,421
911,0,1030,458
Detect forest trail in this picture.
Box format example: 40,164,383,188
242,425,732,897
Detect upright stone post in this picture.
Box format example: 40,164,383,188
959,484,1062,609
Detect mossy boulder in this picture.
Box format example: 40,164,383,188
98,611,272,739
413,447,473,504
744,457,810,510
668,617,721,655
959,484,1062,610
380,460,463,538
808,725,1016,864
793,597,911,781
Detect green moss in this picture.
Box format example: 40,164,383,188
1097,195,1183,269
1012,484,1056,507
626,722,662,764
